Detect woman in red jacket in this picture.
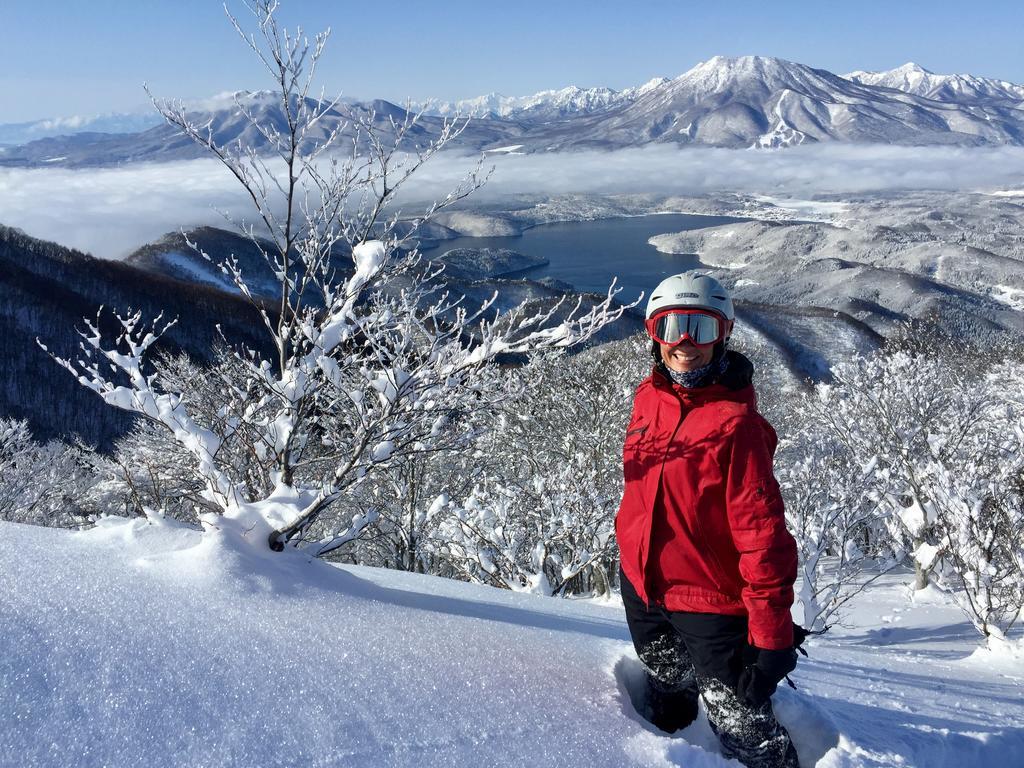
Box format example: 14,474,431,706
616,272,800,768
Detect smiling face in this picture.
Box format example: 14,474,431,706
660,338,715,372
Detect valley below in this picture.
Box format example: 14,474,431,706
5,181,1022,447
408,187,1024,376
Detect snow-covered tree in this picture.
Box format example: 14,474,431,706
810,346,989,590
422,338,648,596
323,374,499,574
98,349,292,524
795,336,1024,645
776,424,897,630
0,419,99,528
0,419,37,519
44,1,624,557
928,357,1024,644
355,457,475,574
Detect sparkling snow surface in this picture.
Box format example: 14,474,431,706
1,519,1022,767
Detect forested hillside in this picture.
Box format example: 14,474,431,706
0,225,269,447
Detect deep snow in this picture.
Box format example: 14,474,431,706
1,518,1021,768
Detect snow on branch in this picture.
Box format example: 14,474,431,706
41,310,240,511
54,0,626,558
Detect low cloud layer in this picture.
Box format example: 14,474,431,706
3,143,1024,259
0,159,258,259
452,143,1024,199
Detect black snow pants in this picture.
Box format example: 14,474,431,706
621,570,800,768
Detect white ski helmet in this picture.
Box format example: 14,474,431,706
646,272,735,321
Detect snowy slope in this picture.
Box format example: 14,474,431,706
2,519,1021,768
647,218,1024,337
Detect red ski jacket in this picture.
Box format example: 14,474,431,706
615,353,797,650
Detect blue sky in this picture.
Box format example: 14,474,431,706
2,0,1022,123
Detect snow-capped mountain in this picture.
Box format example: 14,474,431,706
846,62,1024,104
527,55,1024,149
5,56,1024,166
0,92,521,166
0,91,349,146
411,78,670,120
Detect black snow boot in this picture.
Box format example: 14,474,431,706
645,675,699,733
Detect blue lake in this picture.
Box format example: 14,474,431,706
423,213,747,308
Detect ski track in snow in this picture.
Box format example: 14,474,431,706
0,518,1021,768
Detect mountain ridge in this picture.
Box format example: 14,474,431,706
846,62,1024,104
4,55,1024,166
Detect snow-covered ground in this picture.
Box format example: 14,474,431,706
643,208,1024,337
748,196,849,222
2,518,1021,768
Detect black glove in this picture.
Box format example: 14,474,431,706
736,647,798,708
793,623,809,653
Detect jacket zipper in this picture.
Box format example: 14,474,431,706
642,412,684,599
651,387,733,599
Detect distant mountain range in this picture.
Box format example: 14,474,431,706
845,62,1024,104
408,78,671,120
0,111,163,147
0,93,512,168
2,57,1023,166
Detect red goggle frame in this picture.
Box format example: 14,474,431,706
645,309,726,347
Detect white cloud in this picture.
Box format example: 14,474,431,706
0,158,258,258
36,116,90,132
458,143,1024,198
2,143,1024,259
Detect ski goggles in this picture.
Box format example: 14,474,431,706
645,309,726,347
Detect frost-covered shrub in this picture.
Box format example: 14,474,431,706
420,338,648,596
809,346,988,591
347,459,474,574
0,419,102,528
319,379,500,574
104,420,209,524
324,335,647,597
789,336,1024,643
927,358,1024,642
98,349,292,524
776,430,897,630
